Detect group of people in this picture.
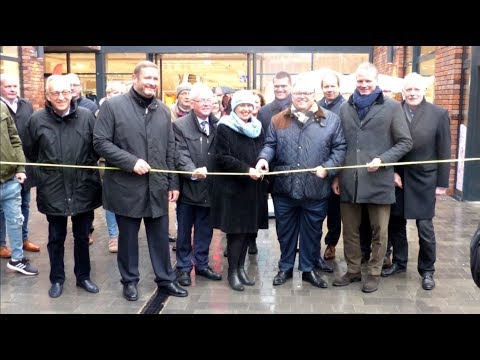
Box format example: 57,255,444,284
0,59,451,303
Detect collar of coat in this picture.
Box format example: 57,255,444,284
129,87,159,111
271,105,326,130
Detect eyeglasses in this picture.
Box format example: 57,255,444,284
49,90,71,99
193,98,213,105
292,91,314,96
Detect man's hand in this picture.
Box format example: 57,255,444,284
15,172,26,184
436,187,447,195
367,157,382,172
331,176,340,195
133,159,151,175
249,167,263,180
169,190,180,202
313,165,328,179
255,159,269,173
394,172,403,188
192,166,207,179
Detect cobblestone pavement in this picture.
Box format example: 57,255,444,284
1,191,479,314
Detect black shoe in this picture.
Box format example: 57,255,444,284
176,271,192,286
422,273,435,290
302,270,328,288
168,236,176,243
273,270,293,286
196,266,222,281
381,263,407,277
248,242,258,255
48,282,63,298
315,257,333,273
158,282,188,297
76,279,99,293
123,283,138,301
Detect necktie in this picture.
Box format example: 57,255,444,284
200,120,208,135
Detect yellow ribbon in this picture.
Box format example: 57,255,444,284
1,158,479,176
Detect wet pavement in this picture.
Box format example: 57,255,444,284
1,191,479,314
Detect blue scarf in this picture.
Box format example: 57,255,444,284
352,86,382,120
218,112,262,138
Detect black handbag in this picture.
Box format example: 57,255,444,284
470,223,480,288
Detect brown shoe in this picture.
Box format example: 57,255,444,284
0,246,12,258
88,233,94,245
23,240,40,252
332,272,362,287
362,274,380,293
324,245,336,260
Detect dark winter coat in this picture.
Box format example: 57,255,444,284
23,101,102,216
173,112,218,207
339,94,413,204
318,94,346,116
257,97,292,134
470,224,480,288
210,123,268,234
93,88,178,218
398,99,451,219
1,97,36,190
257,106,346,201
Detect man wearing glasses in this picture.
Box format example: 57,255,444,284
172,83,222,287
65,73,99,246
23,75,102,298
256,77,346,289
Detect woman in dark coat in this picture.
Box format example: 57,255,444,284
210,90,268,291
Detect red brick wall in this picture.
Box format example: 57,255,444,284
20,46,45,111
433,46,465,192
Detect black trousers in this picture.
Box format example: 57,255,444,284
46,210,93,284
115,214,175,286
324,193,341,246
388,214,408,267
388,216,436,275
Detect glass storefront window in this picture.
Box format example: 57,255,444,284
70,53,96,73
106,53,146,74
0,46,19,57
45,53,67,74
420,46,436,56
0,59,19,77
419,58,435,102
313,53,369,74
159,53,247,103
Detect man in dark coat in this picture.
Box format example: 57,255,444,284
257,71,292,133
317,70,346,262
0,74,41,256
23,75,102,298
381,72,451,291
93,61,187,301
173,83,222,287
65,73,99,245
332,62,412,293
256,77,347,289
